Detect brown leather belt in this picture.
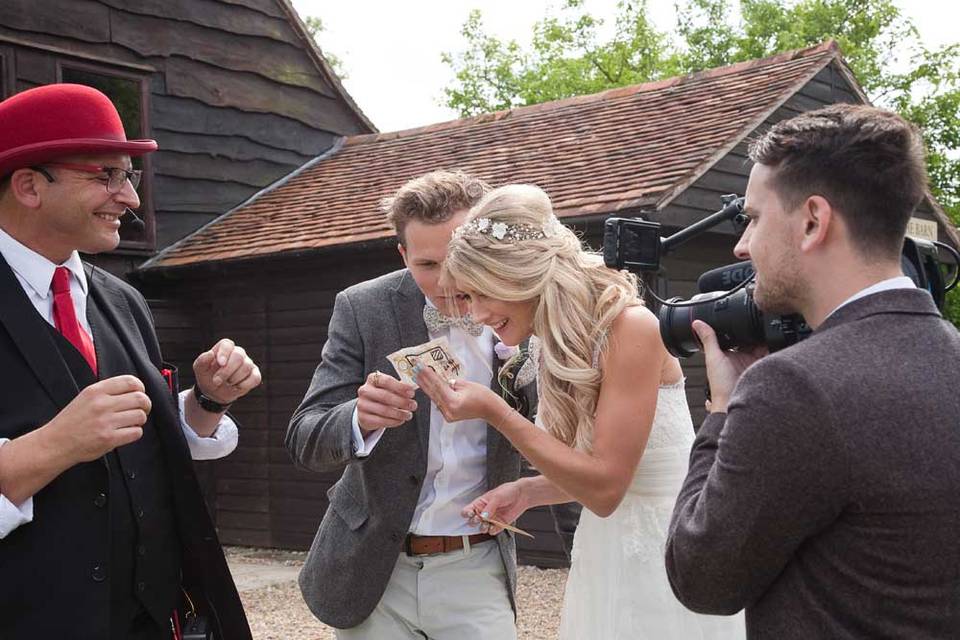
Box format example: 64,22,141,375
404,533,494,556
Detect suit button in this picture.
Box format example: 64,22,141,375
91,565,106,582
127,470,137,480
137,508,145,519
137,544,147,557
137,581,146,593
390,532,401,542
408,475,419,485
94,493,107,508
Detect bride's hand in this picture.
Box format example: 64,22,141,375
412,362,505,424
463,481,528,535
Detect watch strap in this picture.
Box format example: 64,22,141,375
192,385,231,413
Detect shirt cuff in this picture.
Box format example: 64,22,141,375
351,407,385,457
0,439,34,539
178,390,239,461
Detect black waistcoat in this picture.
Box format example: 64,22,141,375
0,286,180,638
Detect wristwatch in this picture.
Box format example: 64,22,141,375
192,385,231,413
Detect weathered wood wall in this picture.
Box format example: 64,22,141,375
0,0,371,257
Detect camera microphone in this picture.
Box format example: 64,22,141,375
697,260,754,293
122,207,146,232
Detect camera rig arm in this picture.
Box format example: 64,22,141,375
660,194,746,256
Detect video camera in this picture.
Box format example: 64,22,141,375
603,195,960,358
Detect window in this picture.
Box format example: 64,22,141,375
58,61,155,252
0,47,14,99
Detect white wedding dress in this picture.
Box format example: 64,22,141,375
554,380,745,639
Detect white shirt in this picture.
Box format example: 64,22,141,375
0,227,238,538
826,276,917,320
352,317,495,535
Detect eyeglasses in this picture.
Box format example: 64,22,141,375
32,162,142,194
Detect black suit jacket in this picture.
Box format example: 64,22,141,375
0,255,250,639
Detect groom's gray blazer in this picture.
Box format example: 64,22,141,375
286,269,526,629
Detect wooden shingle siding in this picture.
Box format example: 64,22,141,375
150,96,339,157
0,0,372,262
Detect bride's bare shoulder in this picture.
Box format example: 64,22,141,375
609,305,660,342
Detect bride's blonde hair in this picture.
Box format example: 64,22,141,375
444,184,640,451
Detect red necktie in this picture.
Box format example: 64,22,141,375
51,266,98,376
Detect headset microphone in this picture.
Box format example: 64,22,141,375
122,208,146,232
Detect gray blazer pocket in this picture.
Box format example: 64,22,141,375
326,483,369,531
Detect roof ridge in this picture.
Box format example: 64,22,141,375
344,40,839,147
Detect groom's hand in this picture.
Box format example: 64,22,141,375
357,371,417,434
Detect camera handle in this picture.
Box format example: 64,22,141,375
646,194,755,308
659,194,746,254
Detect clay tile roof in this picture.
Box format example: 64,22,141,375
142,41,845,271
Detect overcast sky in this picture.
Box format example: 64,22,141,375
291,0,959,133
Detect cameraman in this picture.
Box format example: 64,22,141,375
665,103,960,638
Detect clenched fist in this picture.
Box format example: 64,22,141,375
48,375,152,463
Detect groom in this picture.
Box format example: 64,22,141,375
286,170,534,638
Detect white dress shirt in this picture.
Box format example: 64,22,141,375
0,227,237,538
352,314,495,535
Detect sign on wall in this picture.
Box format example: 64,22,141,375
906,217,938,242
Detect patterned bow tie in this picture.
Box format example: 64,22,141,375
423,305,484,337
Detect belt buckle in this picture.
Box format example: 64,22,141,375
403,534,414,556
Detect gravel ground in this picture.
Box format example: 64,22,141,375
228,547,568,640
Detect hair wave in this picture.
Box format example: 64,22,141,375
444,184,640,451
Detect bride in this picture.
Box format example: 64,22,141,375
414,184,744,639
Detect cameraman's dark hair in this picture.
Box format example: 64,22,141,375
382,170,489,245
749,103,927,259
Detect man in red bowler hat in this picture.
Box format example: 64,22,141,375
0,84,259,639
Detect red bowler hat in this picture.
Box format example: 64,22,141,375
0,83,157,178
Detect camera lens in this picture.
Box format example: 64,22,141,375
658,288,766,358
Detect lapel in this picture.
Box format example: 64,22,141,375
390,271,431,454
0,253,79,409
85,264,180,429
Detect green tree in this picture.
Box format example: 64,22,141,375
305,16,347,79
442,1,676,116
442,0,960,325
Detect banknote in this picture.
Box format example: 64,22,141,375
386,336,463,387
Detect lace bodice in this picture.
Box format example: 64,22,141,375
644,380,695,451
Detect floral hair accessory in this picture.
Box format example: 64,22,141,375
454,216,563,243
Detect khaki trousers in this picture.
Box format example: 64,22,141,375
335,538,516,640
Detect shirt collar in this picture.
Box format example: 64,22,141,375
0,226,88,299
826,276,916,320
